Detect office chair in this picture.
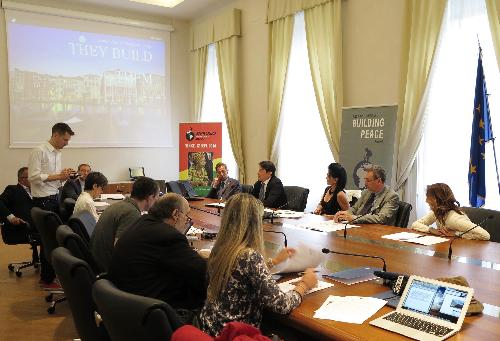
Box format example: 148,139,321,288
68,211,97,245
241,184,253,194
52,247,109,341
394,201,412,228
283,186,310,212
461,207,500,242
93,279,184,341
1,221,40,277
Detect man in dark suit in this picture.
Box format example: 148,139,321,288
108,193,207,322
61,163,91,201
0,167,34,243
206,162,241,201
251,160,287,208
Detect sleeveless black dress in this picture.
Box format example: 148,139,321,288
319,187,345,215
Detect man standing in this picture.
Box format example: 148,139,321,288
90,177,159,272
0,167,34,244
61,163,91,201
28,122,75,288
251,161,287,209
335,165,399,225
108,193,207,322
206,162,241,201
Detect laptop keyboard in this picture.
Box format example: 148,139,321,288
383,312,453,337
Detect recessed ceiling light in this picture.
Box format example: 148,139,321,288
129,0,185,8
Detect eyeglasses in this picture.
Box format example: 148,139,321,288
364,177,379,183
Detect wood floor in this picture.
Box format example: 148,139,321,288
0,240,77,340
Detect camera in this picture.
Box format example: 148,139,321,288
69,172,79,179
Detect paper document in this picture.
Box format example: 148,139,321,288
93,201,110,208
382,232,422,240
101,194,125,200
313,296,386,323
295,220,358,233
274,210,305,218
205,202,225,208
272,243,324,274
279,278,334,295
404,235,449,246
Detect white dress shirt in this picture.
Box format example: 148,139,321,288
28,141,62,197
74,191,99,222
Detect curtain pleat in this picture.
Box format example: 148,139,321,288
192,46,208,121
486,0,500,70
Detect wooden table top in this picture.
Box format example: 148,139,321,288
188,199,500,340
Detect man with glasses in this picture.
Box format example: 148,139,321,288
335,165,399,225
108,193,207,323
61,163,92,201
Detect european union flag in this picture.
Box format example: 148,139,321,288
468,52,494,207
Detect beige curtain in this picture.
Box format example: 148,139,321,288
267,0,330,22
268,15,295,160
304,0,342,161
192,46,208,121
216,37,245,183
486,0,500,70
394,0,446,190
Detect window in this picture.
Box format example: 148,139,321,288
200,44,238,178
417,0,500,216
275,12,333,212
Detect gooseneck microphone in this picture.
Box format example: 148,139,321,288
264,230,288,247
447,214,493,260
322,248,387,271
189,204,221,217
343,204,380,239
264,195,300,224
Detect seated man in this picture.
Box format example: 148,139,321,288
61,163,91,201
90,177,159,272
108,193,207,320
0,167,34,243
251,161,287,209
335,165,399,225
74,172,108,221
206,162,241,201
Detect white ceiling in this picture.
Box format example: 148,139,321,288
60,0,236,20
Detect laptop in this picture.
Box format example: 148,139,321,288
370,275,474,340
167,181,204,201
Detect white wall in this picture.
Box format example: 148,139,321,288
0,0,191,189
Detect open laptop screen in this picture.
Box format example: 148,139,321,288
401,279,469,324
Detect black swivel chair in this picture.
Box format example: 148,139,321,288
52,247,109,341
394,201,413,228
460,207,500,242
241,184,253,194
283,186,310,212
155,180,167,196
31,207,66,313
1,221,40,277
68,211,97,245
92,279,184,341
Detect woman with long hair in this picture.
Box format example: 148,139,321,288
411,183,489,240
314,163,349,215
198,193,317,336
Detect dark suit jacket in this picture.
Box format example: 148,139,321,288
108,214,207,309
0,184,34,243
252,176,287,209
206,177,242,200
61,179,82,201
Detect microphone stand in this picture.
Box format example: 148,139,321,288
447,214,493,260
343,205,380,239
189,204,221,217
322,248,387,271
263,230,288,247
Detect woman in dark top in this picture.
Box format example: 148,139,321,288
314,163,349,215
198,193,317,336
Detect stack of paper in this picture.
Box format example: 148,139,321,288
101,194,125,200
314,296,387,323
382,232,423,240
382,232,449,245
205,202,225,208
279,278,334,294
295,220,357,233
94,201,110,208
272,243,324,274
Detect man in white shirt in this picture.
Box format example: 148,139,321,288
28,122,75,288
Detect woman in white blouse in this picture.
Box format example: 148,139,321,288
73,172,108,221
411,183,490,240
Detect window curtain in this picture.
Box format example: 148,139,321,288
216,36,245,182
486,0,500,69
394,0,447,192
192,46,207,121
304,0,342,161
269,15,295,161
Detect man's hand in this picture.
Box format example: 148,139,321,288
8,216,27,225
334,210,354,222
211,178,220,188
59,168,76,180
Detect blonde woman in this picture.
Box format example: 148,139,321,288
197,193,317,336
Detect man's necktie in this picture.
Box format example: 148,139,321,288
217,181,225,199
358,193,376,215
259,182,265,201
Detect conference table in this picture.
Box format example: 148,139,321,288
188,199,500,340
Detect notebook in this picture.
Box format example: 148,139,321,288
370,275,474,340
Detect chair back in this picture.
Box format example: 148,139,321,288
31,207,63,264
93,279,184,341
1,221,30,245
283,186,309,212
167,181,185,196
241,184,253,194
68,211,97,243
63,197,76,217
56,225,104,275
52,247,109,341
460,207,500,242
394,201,412,228
155,180,167,195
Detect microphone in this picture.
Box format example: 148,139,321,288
264,230,288,247
189,204,221,217
447,214,493,260
322,248,387,271
263,195,302,224
343,204,380,239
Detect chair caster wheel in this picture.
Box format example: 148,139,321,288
45,293,53,302
8,265,14,272
15,271,22,277
47,304,56,314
